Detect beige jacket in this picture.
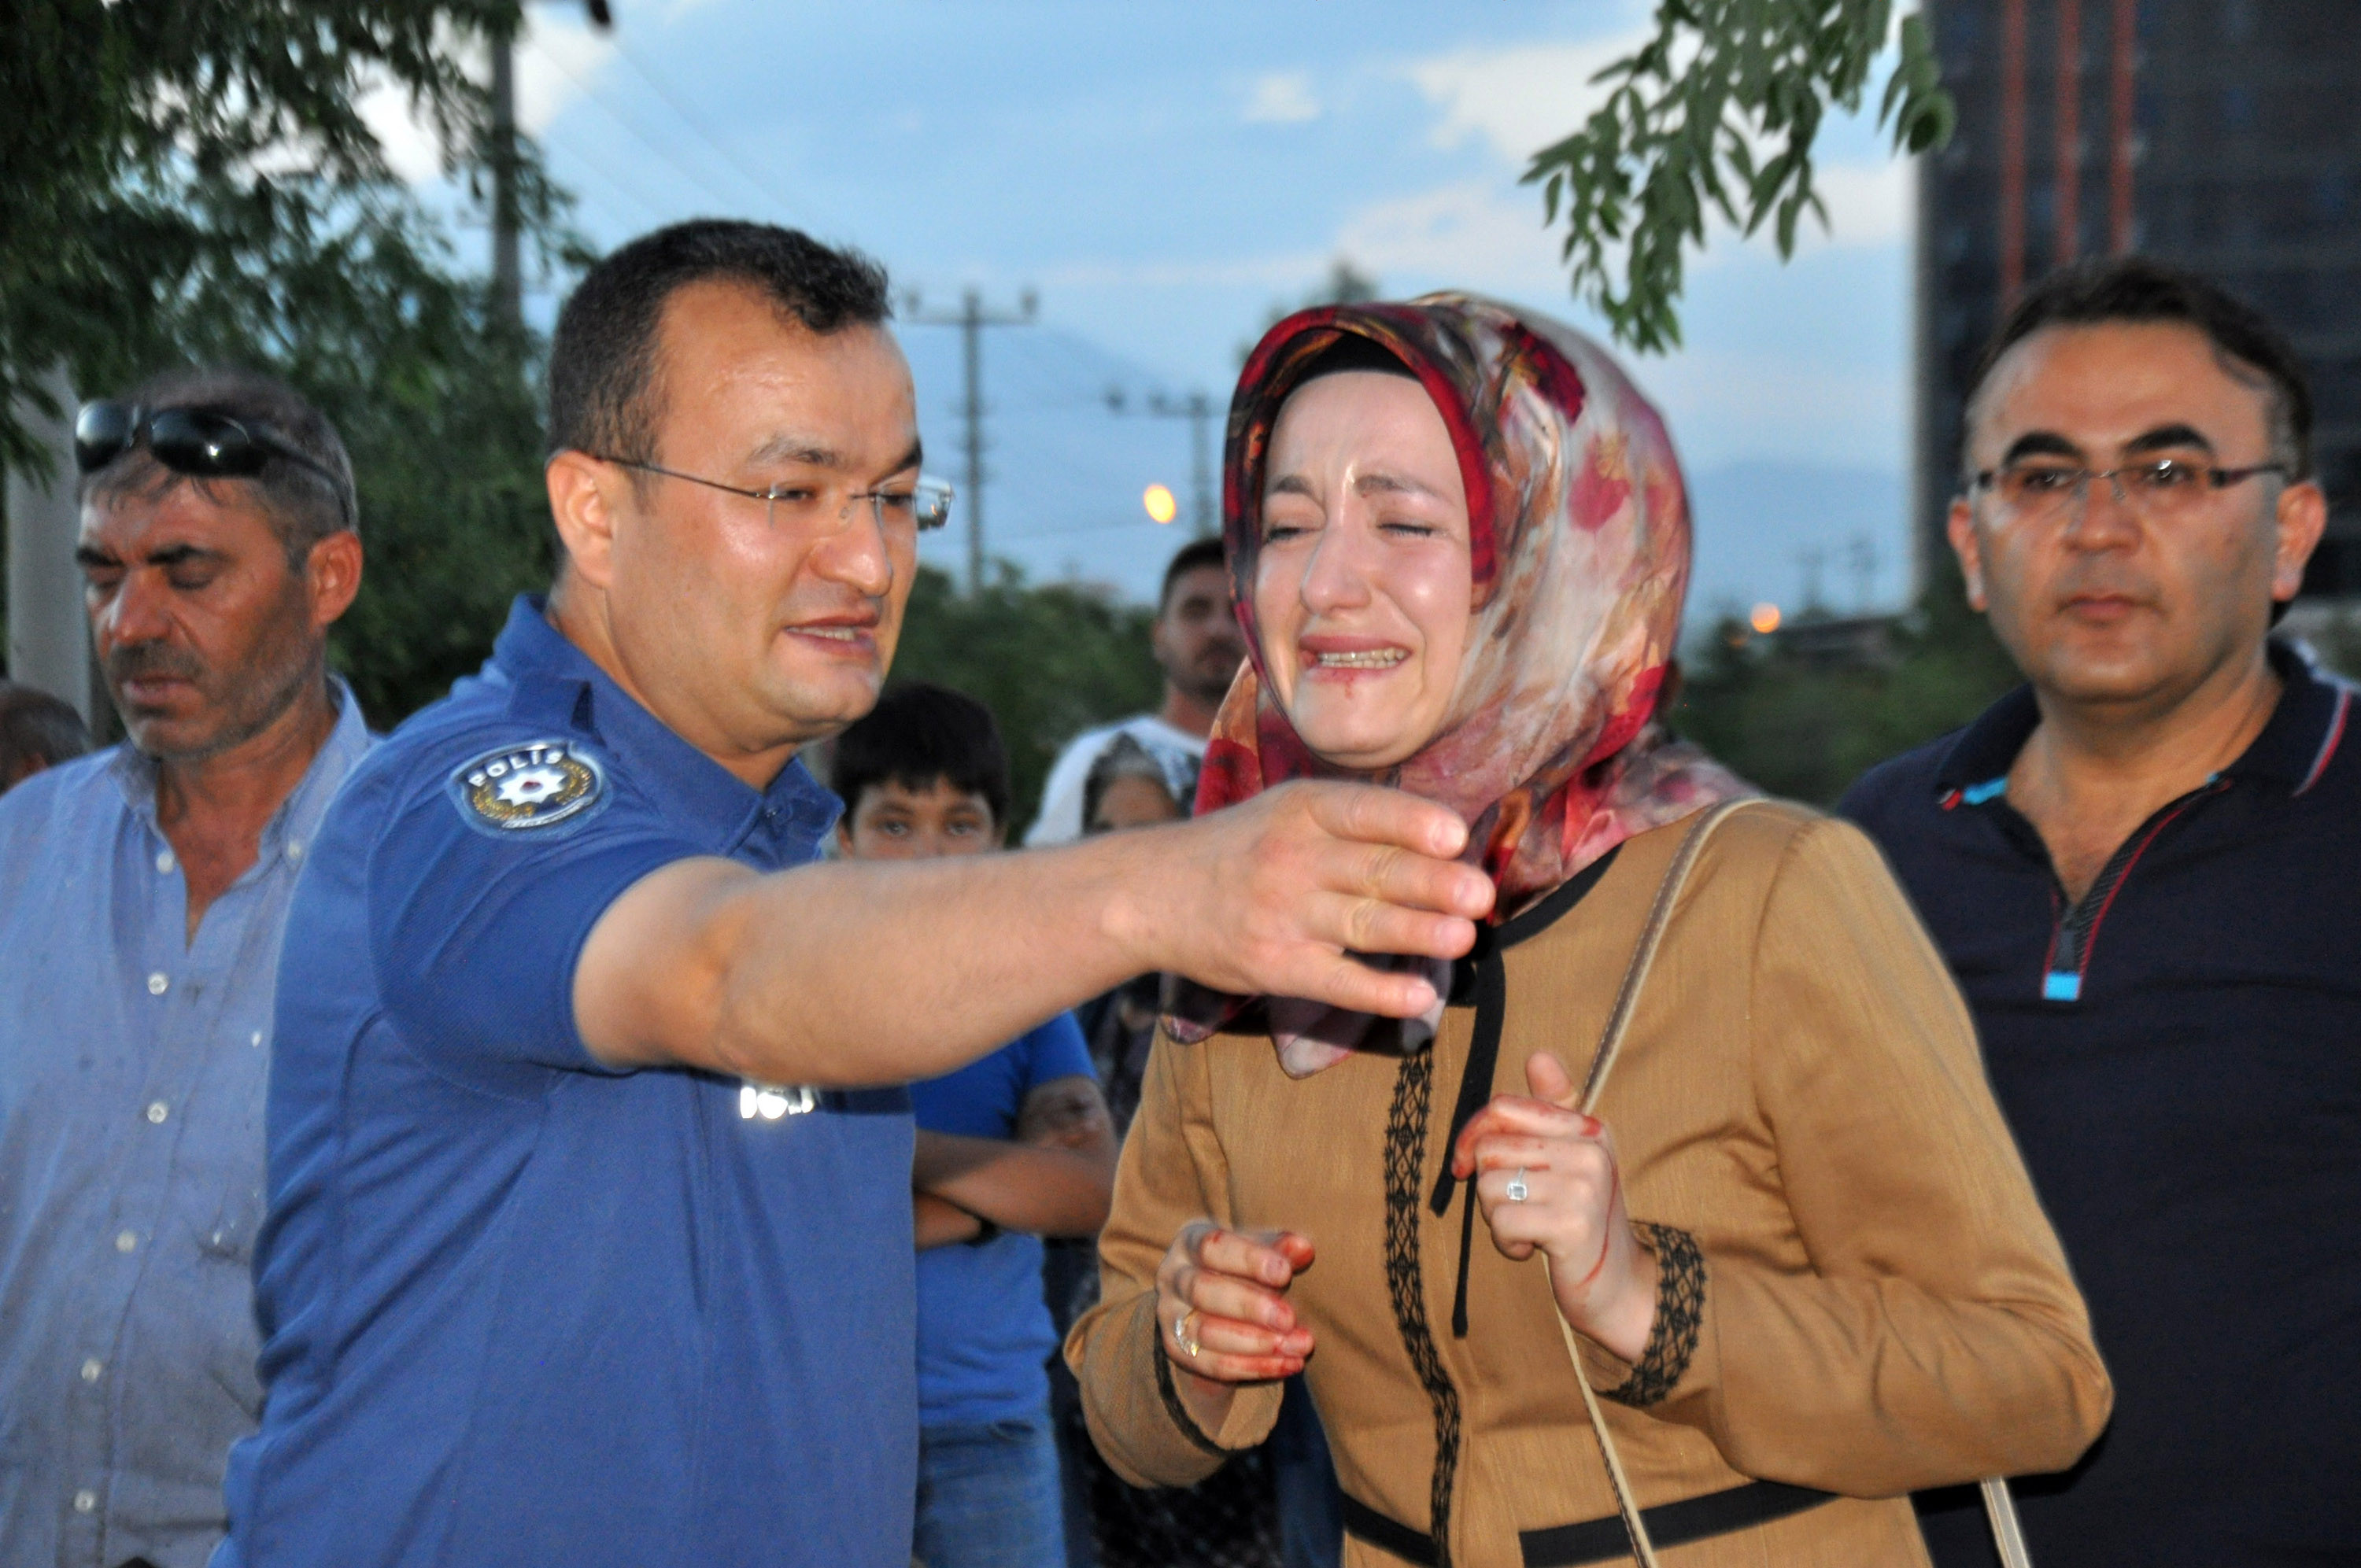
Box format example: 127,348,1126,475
1069,804,2111,1566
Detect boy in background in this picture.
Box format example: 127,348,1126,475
833,683,1117,1568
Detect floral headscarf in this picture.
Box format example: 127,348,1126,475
1166,293,1753,1076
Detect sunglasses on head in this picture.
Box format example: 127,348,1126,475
74,400,351,523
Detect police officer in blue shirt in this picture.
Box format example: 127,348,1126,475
217,221,1494,1568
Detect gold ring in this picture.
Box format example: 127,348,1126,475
1174,1308,1202,1358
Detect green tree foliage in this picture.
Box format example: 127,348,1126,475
1527,1,1954,352
2,0,583,726
884,564,1165,830
0,0,575,470
1670,560,2021,804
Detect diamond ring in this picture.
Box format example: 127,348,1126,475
1174,1308,1202,1358
1506,1168,1530,1203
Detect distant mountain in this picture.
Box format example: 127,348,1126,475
900,326,1912,622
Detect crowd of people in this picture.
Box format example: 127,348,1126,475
0,215,2352,1568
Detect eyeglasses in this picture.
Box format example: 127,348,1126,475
74,401,353,524
1970,457,2288,526
597,456,953,533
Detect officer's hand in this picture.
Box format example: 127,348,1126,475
1124,781,1491,1017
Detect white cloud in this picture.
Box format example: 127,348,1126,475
513,18,618,135
353,12,616,189
1799,156,1911,249
1404,30,1911,258
1242,72,1321,124
357,81,448,185
1406,32,1650,164
1332,180,1564,295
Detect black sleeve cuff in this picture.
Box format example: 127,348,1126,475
1153,1333,1231,1457
1605,1222,1705,1409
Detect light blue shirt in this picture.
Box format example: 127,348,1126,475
0,685,370,1568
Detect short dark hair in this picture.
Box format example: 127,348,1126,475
547,220,892,465
81,367,357,565
1158,537,1228,613
1964,256,2313,481
0,681,93,788
829,682,1011,830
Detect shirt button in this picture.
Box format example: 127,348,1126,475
156,849,176,873
285,840,304,862
80,1356,102,1382
145,1101,168,1124
146,972,168,996
73,1489,96,1514
114,1230,138,1253
250,1031,264,1048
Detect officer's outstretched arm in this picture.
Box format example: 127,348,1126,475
572,778,1489,1086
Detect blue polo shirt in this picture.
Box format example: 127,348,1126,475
219,598,918,1568
1841,640,2361,1567
908,1014,1093,1427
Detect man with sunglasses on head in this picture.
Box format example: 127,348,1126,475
0,369,369,1568
214,221,1489,1568
1843,258,2358,1566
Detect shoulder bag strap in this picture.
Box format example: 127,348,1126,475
1545,797,2035,1568
1549,796,1761,1568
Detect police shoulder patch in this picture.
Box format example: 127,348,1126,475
449,738,610,836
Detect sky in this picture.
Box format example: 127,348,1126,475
374,0,1923,618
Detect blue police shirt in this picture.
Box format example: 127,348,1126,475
907,1013,1093,1427
218,598,918,1568
1842,640,2361,1567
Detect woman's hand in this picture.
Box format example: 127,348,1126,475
1153,1222,1316,1432
1450,1051,1658,1363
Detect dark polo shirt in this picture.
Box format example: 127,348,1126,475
1841,640,2361,1568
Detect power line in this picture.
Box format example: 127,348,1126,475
536,120,674,228
608,36,803,220
521,34,752,216
1104,386,1216,537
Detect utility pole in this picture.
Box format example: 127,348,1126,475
1847,534,1879,613
490,2,612,327
5,365,102,727
490,21,521,328
1798,545,1827,613
1107,388,1218,538
904,286,1037,593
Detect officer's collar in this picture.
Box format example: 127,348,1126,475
1935,636,2351,800
489,596,842,853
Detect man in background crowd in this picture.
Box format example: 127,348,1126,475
0,680,93,790
1843,258,2357,1566
1026,537,1243,844
0,369,368,1568
832,681,1115,1568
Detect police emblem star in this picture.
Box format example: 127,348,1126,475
451,740,608,833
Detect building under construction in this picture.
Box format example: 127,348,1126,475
1912,0,2361,600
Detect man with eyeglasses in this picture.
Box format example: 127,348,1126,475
0,368,370,1568
214,220,1489,1568
1842,258,2356,1566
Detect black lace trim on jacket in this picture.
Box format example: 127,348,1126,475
1604,1222,1705,1409
1384,1051,1462,1568
1153,1330,1230,1457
